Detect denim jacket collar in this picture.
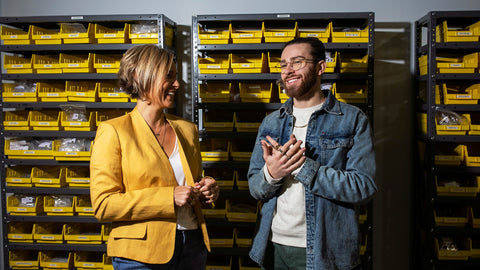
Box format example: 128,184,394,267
279,90,343,117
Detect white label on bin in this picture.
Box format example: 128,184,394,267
23,151,35,154
41,236,54,239
41,35,52,39
48,263,58,267
102,64,112,68
83,263,94,267
241,64,251,67
38,122,51,125
275,33,286,36
451,188,466,192
209,35,220,38
108,93,119,97
450,64,462,67
8,122,19,125
207,65,221,68
12,93,24,96
307,33,319,37
139,34,149,38
47,93,59,96
69,33,80,37
16,208,27,211
78,236,88,240
204,153,221,156
456,95,471,99
239,34,253,37
12,64,23,68
10,35,18,38
346,33,360,37
446,126,460,130
43,64,52,68
12,235,23,238
39,179,52,183
53,208,64,212
10,178,22,182
458,32,472,36
16,262,32,266
76,93,86,96
71,179,89,182
68,63,80,67
83,208,93,211
66,152,78,155
103,34,116,37
69,122,82,126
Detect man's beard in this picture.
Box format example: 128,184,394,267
283,68,317,100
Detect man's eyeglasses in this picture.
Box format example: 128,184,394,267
278,57,319,73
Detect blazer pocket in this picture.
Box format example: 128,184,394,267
111,223,147,240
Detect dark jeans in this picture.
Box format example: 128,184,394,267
112,229,207,270
261,241,306,270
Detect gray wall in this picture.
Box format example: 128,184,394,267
1,0,480,269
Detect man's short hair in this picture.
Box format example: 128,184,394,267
282,37,326,62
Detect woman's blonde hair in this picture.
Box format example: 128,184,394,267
117,44,175,102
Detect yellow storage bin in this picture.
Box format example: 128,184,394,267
340,53,368,73
8,221,34,243
65,80,97,102
332,82,367,103
435,112,470,135
33,54,62,74
470,236,480,258
209,226,235,248
60,111,96,131
239,256,259,270
235,168,249,191
98,81,129,102
66,167,90,188
199,82,231,103
5,139,54,159
203,168,235,190
60,22,96,44
469,112,480,135
130,23,160,44
267,52,281,73
3,55,33,74
239,82,272,103
206,255,232,270
7,195,43,216
434,143,465,166
277,83,288,103
74,251,104,269
2,82,38,102
96,109,128,126
44,195,75,216
53,139,92,161
75,195,93,216
34,223,64,243
94,23,130,44
470,206,480,228
202,197,226,218
1,25,32,45
331,25,369,43
165,24,174,47
6,165,33,187
298,21,332,43
231,53,267,74
65,223,102,244
9,250,39,269
230,139,254,161
32,166,66,188
434,237,470,260
93,53,122,73
198,54,230,74
438,83,478,105
60,53,94,73
29,110,61,130
39,251,73,269
231,21,263,44
436,175,480,197
263,21,297,43
437,53,479,74
200,138,229,161
465,143,480,167
4,111,30,131
37,82,67,102
325,51,338,73
203,110,234,132
226,199,258,222
235,228,254,248
198,22,231,44
234,111,264,132
31,25,61,44
434,206,468,227
436,20,480,42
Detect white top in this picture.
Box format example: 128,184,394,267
266,103,323,248
169,137,198,230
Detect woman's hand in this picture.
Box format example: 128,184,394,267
195,176,220,204
174,186,200,207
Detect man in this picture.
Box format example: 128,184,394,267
247,37,377,270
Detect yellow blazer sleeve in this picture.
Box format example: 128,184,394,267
90,122,176,222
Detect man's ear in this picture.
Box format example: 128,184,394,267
317,60,326,76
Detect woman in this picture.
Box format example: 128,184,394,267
90,44,219,270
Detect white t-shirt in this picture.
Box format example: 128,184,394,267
267,103,323,248
169,138,198,230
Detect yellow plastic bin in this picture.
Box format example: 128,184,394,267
74,251,104,269
239,82,272,103
436,20,480,42
37,82,67,102
226,199,259,223
208,226,235,248
1,25,33,45
331,24,369,43
231,53,267,73
7,195,43,216
31,25,62,44
65,223,102,244
7,221,34,243
3,55,33,74
60,111,96,131
436,175,480,197
4,111,30,131
95,23,130,44
34,223,64,243
231,21,263,43
60,22,96,44
29,110,61,131
298,21,331,43
66,167,90,188
201,197,226,219
434,237,470,260
6,165,33,187
200,138,229,161
198,53,230,74
44,195,75,216
9,250,39,269
98,81,130,102
5,139,54,159
33,54,62,74
2,82,38,102
198,22,230,44
130,23,160,44
203,167,235,190
39,251,73,269
74,195,94,216
65,80,98,102
60,53,94,73
434,206,468,227
199,82,231,103
32,166,66,188
93,53,122,73
203,110,234,132
53,139,92,161
263,21,297,43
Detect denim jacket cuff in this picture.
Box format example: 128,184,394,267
294,157,320,186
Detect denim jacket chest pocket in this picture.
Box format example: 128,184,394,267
318,136,354,169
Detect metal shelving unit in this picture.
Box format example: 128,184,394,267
192,12,374,269
0,14,176,269
414,11,480,270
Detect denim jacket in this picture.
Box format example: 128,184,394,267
248,90,377,270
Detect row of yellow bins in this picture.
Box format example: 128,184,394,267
3,53,124,74
418,141,480,167
201,138,254,162
418,52,480,75
434,205,480,228
6,166,89,188
1,22,174,45
7,194,93,216
435,236,480,261
418,112,480,136
4,109,129,131
202,198,259,223
435,20,480,42
202,167,250,191
3,82,135,102
198,21,369,44
5,138,92,160
432,83,480,105
9,250,113,270
198,51,368,74
206,226,254,248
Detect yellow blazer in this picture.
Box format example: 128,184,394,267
90,107,210,264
